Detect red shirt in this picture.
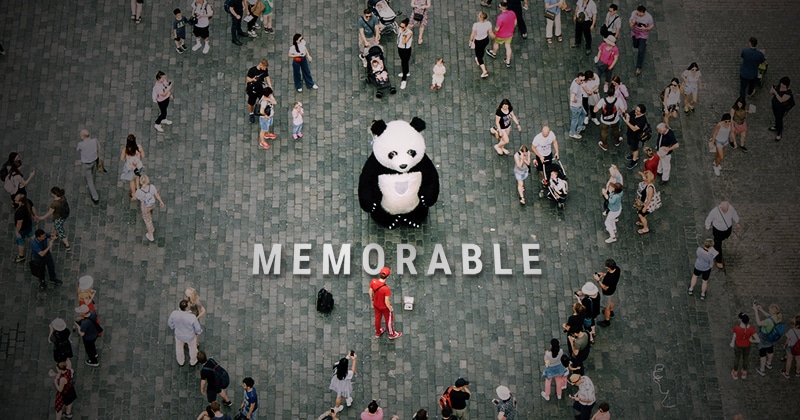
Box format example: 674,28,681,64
644,153,659,175
370,279,391,310
733,324,756,348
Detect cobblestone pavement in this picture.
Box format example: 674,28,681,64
0,0,798,419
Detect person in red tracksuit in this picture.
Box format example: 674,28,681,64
369,267,402,340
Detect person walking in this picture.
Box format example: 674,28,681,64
48,318,74,370
77,274,102,332
397,19,413,88
469,12,492,79
704,201,741,269
782,315,800,379
709,114,736,176
513,145,531,205
51,361,76,420
681,62,702,114
687,239,717,301
601,164,623,216
594,85,621,151
369,267,402,339
3,153,35,204
152,71,174,133
541,338,568,401
731,312,758,380
569,374,596,420
655,123,679,185
769,76,793,142
753,303,783,376
409,0,431,45
191,0,214,54
739,37,765,98
198,351,234,406
595,259,620,326
573,0,597,56
260,0,275,33
487,2,516,68
491,99,521,155
448,378,471,420
239,377,259,420
505,0,528,40
361,400,383,420
622,104,648,170
568,72,587,139
35,187,71,250
168,300,202,366
185,287,207,320
730,97,750,152
31,229,63,288
134,174,165,242
635,170,656,234
594,36,619,85
544,0,564,44
130,0,143,22
12,191,37,263
288,34,319,93
120,134,145,199
329,352,357,413
227,0,248,45
74,304,100,366
76,129,101,204
661,78,682,126
492,385,516,419
601,4,622,39
358,9,382,67
629,5,654,76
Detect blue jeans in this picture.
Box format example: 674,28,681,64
292,57,315,90
569,105,586,135
632,36,647,69
292,123,303,135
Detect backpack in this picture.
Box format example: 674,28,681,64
763,321,785,343
3,174,19,195
61,199,71,219
316,288,334,313
599,16,618,38
791,330,800,356
601,98,618,122
638,122,652,143
438,386,453,408
223,0,235,14
203,358,231,389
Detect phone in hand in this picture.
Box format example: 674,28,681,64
350,350,355,357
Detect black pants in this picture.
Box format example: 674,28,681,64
573,401,595,420
575,20,592,51
739,76,757,99
712,226,731,264
231,15,243,40
474,37,490,65
398,47,411,80
246,6,258,31
155,98,169,124
772,101,786,135
83,337,98,363
507,2,527,35
33,254,57,282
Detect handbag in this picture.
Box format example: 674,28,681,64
188,16,198,25
252,0,265,16
545,10,556,20
96,158,107,173
293,56,303,62
413,12,424,21
646,189,662,212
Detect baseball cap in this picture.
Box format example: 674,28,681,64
379,267,391,277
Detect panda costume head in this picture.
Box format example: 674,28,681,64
358,117,440,229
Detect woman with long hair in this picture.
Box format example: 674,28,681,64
184,287,207,320
120,134,145,199
730,97,749,152
36,187,71,249
491,99,521,155
288,34,319,92
513,145,531,204
328,352,357,413
469,11,493,79
709,113,735,176
541,338,568,401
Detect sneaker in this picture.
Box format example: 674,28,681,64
266,28,274,34
592,118,600,126
505,61,511,68
388,331,403,340
775,135,782,141
687,288,693,296
154,124,164,132
312,84,319,89
486,50,496,59
297,88,303,92
359,54,367,67
264,133,277,139
85,360,99,367
597,142,608,151
64,244,71,251
604,237,616,244
781,370,790,379
741,371,747,379
223,400,233,407
13,255,25,263
39,281,47,291
597,320,611,327
293,134,298,140
740,146,749,152
626,160,638,170
145,232,154,242
248,30,258,38
333,405,344,413
713,164,721,176
569,133,582,139
610,311,615,318
430,84,435,90
136,17,142,24
398,73,405,77
700,293,706,301
768,126,777,132
584,116,589,125
756,368,765,376
400,80,407,90
541,391,550,401
202,43,210,54
176,46,184,54
253,23,261,29
614,139,623,147
731,370,738,380
345,397,353,407
298,132,303,138
249,114,255,123
52,279,63,286
626,154,633,160
375,328,386,338
162,119,172,125
192,42,202,51
522,33,528,39
766,363,773,370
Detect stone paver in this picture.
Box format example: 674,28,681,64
0,0,798,419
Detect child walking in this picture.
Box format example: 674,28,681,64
431,58,446,90
173,9,189,53
292,102,304,139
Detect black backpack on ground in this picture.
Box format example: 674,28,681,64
317,288,334,313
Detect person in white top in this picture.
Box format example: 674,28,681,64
468,11,494,79
288,34,320,92
396,18,413,89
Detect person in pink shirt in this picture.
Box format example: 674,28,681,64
486,2,517,67
360,400,384,420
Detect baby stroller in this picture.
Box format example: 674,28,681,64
538,160,568,209
368,0,401,35
364,45,397,98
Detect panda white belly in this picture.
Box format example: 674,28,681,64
378,172,422,214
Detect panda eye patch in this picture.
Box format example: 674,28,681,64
407,149,417,157
388,151,397,159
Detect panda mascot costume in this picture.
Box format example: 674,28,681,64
358,117,440,229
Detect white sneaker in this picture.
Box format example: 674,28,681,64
248,30,258,38
568,133,582,139
400,81,407,90
312,84,319,89
145,232,154,241
541,391,550,401
333,405,344,413
592,117,600,126
154,124,164,132
713,164,721,176
192,42,202,51
398,73,404,77
202,43,210,54
345,397,353,407
253,23,261,29
161,119,172,125
583,116,589,125
604,237,617,243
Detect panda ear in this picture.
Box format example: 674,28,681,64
409,117,426,132
371,120,387,136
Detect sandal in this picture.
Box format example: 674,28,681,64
557,35,563,42
502,149,510,155
494,146,504,155
520,197,526,205
547,38,553,44
480,73,489,79
637,228,650,235
259,142,271,150
635,221,643,226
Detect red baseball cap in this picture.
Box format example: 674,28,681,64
379,267,391,277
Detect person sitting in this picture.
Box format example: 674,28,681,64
549,170,568,199
371,58,388,82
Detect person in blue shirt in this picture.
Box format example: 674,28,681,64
240,377,259,420
739,37,766,98
31,229,62,287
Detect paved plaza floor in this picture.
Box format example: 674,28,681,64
0,0,798,419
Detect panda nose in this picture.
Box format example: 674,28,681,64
399,164,408,170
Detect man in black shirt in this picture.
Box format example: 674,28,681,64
245,59,272,123
449,377,471,420
595,259,620,327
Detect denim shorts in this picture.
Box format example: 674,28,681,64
260,115,272,131
14,230,33,246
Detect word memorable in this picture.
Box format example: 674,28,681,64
252,243,542,276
